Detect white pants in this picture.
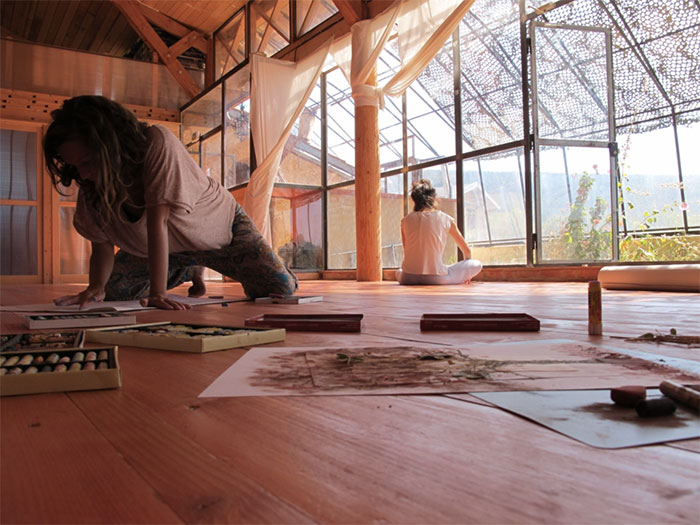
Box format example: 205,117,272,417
397,259,483,285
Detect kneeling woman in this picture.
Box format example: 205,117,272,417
397,180,482,285
44,96,297,310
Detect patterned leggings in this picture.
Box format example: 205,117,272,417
104,204,298,300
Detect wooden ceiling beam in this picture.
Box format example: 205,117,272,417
140,3,209,54
112,0,200,99
168,30,204,58
332,0,365,25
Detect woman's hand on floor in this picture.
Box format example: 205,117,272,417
140,293,191,310
53,287,106,309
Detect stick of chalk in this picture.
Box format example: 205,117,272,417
635,398,676,418
659,380,700,411
610,385,646,407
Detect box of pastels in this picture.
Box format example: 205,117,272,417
84,322,285,353
0,347,121,396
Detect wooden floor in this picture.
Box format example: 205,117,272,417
1,280,699,524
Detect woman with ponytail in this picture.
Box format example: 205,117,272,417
397,179,482,285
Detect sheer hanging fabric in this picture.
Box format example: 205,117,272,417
331,0,476,108
243,39,332,242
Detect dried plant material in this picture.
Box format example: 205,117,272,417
249,346,599,394
201,341,700,398
623,330,700,348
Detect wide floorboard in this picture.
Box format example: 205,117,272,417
1,280,698,524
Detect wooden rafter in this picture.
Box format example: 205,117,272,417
139,3,209,54
112,0,200,98
332,0,364,25
168,30,204,58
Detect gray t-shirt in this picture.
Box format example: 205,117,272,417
74,124,236,257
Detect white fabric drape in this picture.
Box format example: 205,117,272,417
243,39,332,242
330,0,475,109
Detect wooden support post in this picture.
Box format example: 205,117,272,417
354,69,382,281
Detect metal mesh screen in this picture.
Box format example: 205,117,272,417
540,0,700,132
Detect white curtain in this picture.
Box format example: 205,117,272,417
331,0,475,108
243,38,332,242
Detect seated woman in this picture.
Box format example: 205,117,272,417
397,180,482,285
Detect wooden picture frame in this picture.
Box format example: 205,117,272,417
420,313,541,332
244,314,363,332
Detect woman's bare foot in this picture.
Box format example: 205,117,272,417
188,266,207,297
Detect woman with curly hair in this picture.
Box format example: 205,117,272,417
44,95,297,310
397,179,482,285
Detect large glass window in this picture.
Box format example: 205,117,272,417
326,67,355,184
182,85,222,145
215,10,246,81
295,1,338,37
538,146,613,262
279,80,322,186
381,174,404,268
327,184,356,269
464,151,527,264
270,186,323,270
406,37,455,165
224,66,251,188
459,0,523,151
618,123,685,233
251,0,290,56
677,118,700,229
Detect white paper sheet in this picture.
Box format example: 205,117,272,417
0,294,248,313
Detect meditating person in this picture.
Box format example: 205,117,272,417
397,179,482,285
44,95,297,310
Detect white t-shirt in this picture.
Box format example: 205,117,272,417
401,209,454,275
74,125,236,257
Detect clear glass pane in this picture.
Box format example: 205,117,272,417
270,187,323,270
459,2,523,151
252,0,290,56
534,26,610,141
58,180,80,202
381,174,404,268
0,129,37,201
59,206,90,275
182,85,222,144
617,125,685,233
326,67,356,183
463,151,527,265
187,143,200,167
409,164,459,265
676,119,699,229
378,44,404,170
327,183,356,269
201,132,222,184
295,0,338,36
538,146,613,262
279,81,322,185
215,11,246,80
406,35,455,164
224,67,251,188
0,205,37,275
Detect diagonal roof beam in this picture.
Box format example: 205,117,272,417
112,0,200,98
332,0,365,25
139,3,209,54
